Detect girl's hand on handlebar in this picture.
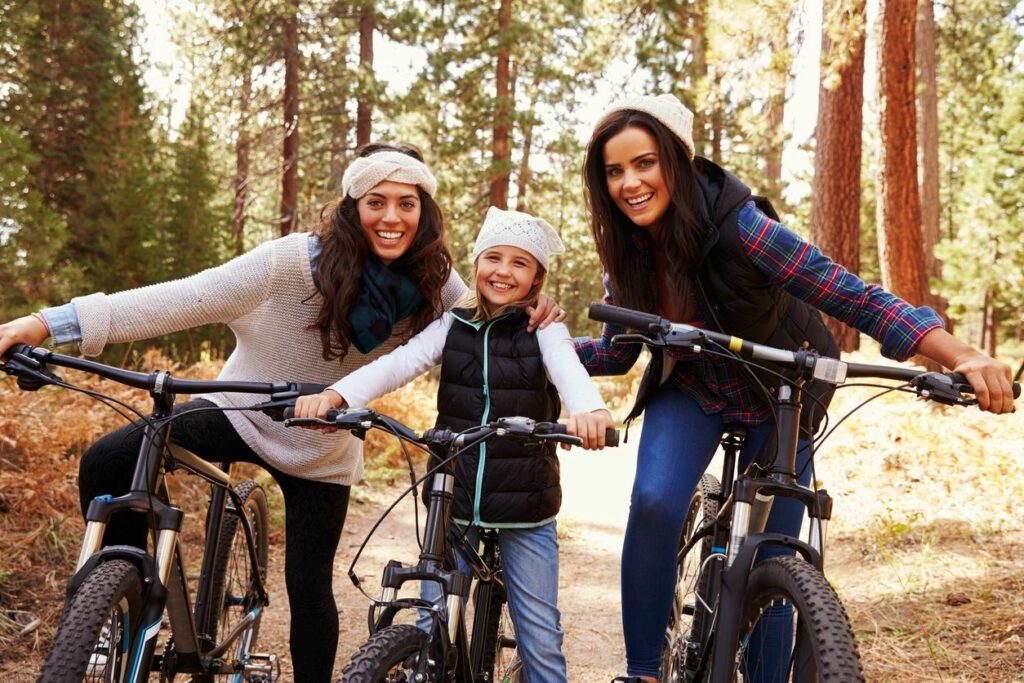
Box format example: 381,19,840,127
294,389,346,432
0,315,50,358
951,351,1015,414
566,409,615,451
525,294,567,332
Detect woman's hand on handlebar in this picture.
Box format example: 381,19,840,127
0,315,50,358
566,409,616,451
916,328,1014,414
294,389,346,432
950,351,1015,414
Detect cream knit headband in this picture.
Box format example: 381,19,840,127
600,93,696,160
341,150,438,199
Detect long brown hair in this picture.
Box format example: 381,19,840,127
455,261,547,323
311,142,452,360
583,111,705,314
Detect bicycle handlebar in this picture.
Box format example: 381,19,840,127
587,303,1020,404
277,407,620,448
1,343,326,397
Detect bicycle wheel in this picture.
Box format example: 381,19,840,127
475,580,522,683
661,473,721,682
38,559,144,682
735,555,864,682
206,481,270,663
340,624,430,682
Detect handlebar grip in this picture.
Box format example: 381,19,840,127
588,303,666,331
544,423,620,447
947,372,1021,399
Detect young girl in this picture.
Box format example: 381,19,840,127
296,206,615,683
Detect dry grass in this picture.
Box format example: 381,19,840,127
814,349,1024,682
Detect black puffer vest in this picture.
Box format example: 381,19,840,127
432,308,561,527
627,158,839,433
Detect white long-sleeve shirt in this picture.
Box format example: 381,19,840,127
332,312,607,416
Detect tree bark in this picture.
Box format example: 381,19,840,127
875,0,927,306
489,0,513,209
356,2,374,147
810,0,867,352
280,5,300,236
233,68,251,255
688,0,708,155
916,0,944,315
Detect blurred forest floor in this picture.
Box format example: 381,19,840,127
1,348,1022,680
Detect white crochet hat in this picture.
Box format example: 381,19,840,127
470,206,565,271
600,94,696,160
341,150,438,199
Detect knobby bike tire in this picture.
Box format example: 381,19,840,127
195,481,270,681
340,624,429,682
38,559,144,683
473,579,523,683
736,556,864,682
661,473,721,682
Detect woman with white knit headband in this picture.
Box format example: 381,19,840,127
0,142,565,681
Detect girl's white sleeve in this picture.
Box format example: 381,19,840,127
537,322,608,414
330,313,449,408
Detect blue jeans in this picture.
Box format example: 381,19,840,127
623,384,813,680
419,521,567,683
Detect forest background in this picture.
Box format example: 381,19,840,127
1,0,1023,360
2,0,1024,677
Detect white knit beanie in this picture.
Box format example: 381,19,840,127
600,94,696,160
341,150,438,199
470,206,565,272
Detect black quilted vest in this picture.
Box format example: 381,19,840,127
432,308,561,527
626,158,838,433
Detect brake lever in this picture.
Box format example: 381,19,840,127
610,333,667,347
2,350,63,391
909,372,976,406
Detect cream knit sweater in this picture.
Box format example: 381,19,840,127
71,232,466,485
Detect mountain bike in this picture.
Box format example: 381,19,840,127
587,303,1020,683
280,408,617,682
1,343,320,682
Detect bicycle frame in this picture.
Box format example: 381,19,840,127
589,301,1020,682
1,344,314,681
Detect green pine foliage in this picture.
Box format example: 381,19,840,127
1,0,1019,354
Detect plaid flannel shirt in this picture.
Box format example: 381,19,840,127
574,201,944,426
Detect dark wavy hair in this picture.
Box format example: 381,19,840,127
582,111,705,315
310,142,452,360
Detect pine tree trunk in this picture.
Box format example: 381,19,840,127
280,6,300,236
764,23,789,206
810,0,866,353
490,0,513,209
875,0,927,306
516,76,538,213
356,3,374,147
916,0,944,316
688,0,708,154
233,69,251,255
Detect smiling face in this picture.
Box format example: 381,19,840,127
602,125,672,233
357,181,422,264
474,245,542,309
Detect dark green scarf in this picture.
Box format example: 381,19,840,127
347,255,424,354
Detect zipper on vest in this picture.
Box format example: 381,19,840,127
473,316,501,526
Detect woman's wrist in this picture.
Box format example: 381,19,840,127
30,312,52,337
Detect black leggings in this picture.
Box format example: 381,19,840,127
78,399,350,683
